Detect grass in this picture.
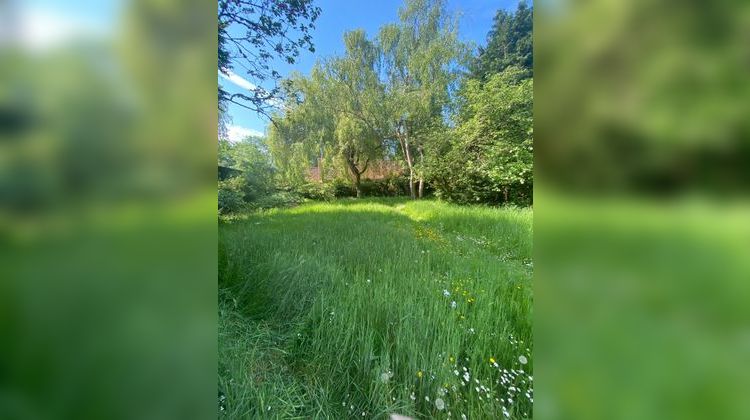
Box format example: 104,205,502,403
219,198,533,419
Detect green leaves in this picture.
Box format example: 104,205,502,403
429,68,533,205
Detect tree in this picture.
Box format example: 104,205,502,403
429,67,533,204
268,30,385,197
377,0,463,198
219,136,276,202
218,0,321,117
470,1,533,80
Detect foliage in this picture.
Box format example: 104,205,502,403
251,191,304,210
218,0,321,117
470,1,533,80
218,177,247,214
219,199,533,418
377,0,465,198
294,182,335,201
428,68,533,205
359,175,411,197
217,136,280,212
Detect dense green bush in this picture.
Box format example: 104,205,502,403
359,175,410,197
330,178,355,198
250,191,304,210
218,178,247,214
294,182,335,201
426,68,533,206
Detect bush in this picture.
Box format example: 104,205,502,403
294,182,335,201
330,178,355,198
250,191,304,210
360,175,410,197
218,178,247,214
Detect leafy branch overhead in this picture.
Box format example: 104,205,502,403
218,0,321,117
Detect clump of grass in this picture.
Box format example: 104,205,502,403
219,198,533,418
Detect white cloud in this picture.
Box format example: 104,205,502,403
219,70,258,91
218,70,284,109
226,125,264,143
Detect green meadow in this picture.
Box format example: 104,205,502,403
219,199,533,419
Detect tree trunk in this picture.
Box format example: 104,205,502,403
345,153,363,199
503,187,509,203
355,172,362,198
396,121,416,200
417,146,424,199
404,138,416,199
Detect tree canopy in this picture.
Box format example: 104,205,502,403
218,0,321,117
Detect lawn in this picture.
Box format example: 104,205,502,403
219,198,533,419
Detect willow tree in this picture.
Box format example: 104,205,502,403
328,30,385,196
377,0,463,198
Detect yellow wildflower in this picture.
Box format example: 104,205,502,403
417,371,423,379
489,357,496,364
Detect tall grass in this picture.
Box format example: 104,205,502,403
219,198,533,418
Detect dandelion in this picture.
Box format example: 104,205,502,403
451,301,457,309
410,393,416,401
519,355,528,365
435,398,445,410
380,372,390,383
489,357,496,365
417,370,423,379
443,289,451,297
449,356,455,363
425,396,430,402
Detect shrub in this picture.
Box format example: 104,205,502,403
251,191,304,210
330,178,355,198
295,182,335,201
218,178,246,214
359,175,410,197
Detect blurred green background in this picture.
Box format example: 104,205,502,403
0,0,216,418
535,0,750,419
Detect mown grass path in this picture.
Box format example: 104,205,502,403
219,199,532,419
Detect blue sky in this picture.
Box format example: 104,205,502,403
221,0,523,141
